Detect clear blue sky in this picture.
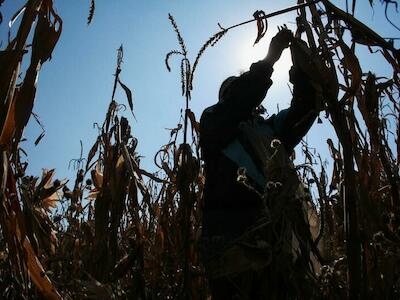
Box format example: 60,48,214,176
1,0,398,181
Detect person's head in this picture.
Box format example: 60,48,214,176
218,76,238,103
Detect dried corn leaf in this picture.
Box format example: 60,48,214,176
186,109,199,135
115,153,125,183
0,53,20,145
253,10,268,45
324,0,397,53
39,169,55,189
86,137,100,170
14,71,37,139
31,4,62,64
0,88,17,145
364,73,379,116
338,40,362,103
118,78,135,119
42,192,59,209
91,164,103,189
12,3,62,142
23,237,62,300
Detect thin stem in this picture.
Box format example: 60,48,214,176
183,98,189,145
223,0,321,31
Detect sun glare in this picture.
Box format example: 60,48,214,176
235,31,293,83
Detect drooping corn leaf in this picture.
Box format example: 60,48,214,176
253,10,268,45
23,237,62,300
118,78,135,119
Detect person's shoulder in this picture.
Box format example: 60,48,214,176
203,104,218,114
200,104,219,127
201,104,219,119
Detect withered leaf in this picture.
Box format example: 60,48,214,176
34,131,45,146
186,109,199,135
31,5,62,64
39,169,55,189
364,72,379,115
253,10,268,46
14,71,37,140
42,192,59,210
118,78,135,119
86,137,100,171
23,237,62,300
0,83,18,146
91,164,103,189
338,40,362,103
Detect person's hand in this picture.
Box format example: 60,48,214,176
266,26,293,65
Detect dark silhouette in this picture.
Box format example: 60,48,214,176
200,28,321,298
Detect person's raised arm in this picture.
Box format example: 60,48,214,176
200,28,294,153
219,28,294,120
274,38,322,152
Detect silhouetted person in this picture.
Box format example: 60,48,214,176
200,28,321,299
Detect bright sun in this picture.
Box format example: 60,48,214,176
233,31,294,110
235,31,293,83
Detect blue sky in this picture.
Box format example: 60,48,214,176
1,0,399,181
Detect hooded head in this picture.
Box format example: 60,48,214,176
218,76,238,103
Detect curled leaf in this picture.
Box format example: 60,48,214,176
118,78,134,118
253,10,268,45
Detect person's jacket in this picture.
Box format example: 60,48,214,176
200,59,318,240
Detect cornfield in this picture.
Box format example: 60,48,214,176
0,0,399,299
